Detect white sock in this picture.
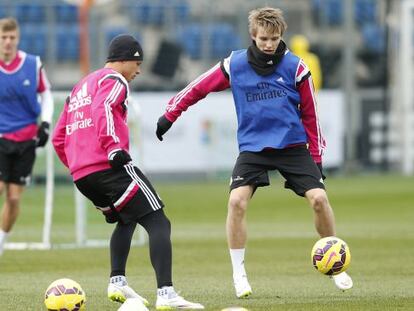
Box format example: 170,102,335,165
0,230,9,256
157,286,175,298
229,248,247,280
110,275,127,286
0,230,7,243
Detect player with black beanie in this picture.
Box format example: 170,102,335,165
53,34,204,310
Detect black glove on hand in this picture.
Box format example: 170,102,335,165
156,115,173,141
316,163,326,180
36,122,50,147
109,150,132,170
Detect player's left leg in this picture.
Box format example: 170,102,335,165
0,181,5,256
138,210,172,290
1,183,24,232
0,229,6,256
305,188,353,290
0,183,24,256
0,140,35,255
304,188,335,237
0,141,12,255
277,146,353,291
137,210,204,310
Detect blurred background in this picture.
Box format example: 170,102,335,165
1,0,413,178
1,4,414,306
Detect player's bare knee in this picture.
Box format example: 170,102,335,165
228,195,248,214
310,193,328,213
6,197,20,209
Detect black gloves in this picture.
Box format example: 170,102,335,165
36,122,50,147
109,150,132,169
156,115,173,141
316,162,326,180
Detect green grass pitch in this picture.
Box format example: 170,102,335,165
0,174,413,310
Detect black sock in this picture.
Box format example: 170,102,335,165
110,222,137,277
138,209,173,288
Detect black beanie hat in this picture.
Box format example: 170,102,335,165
107,34,144,62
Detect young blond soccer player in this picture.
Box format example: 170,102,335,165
156,7,353,297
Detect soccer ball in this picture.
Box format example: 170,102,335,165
311,236,351,275
44,278,86,311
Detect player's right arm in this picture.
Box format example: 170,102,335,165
52,97,69,168
164,62,230,122
156,60,230,140
156,61,230,141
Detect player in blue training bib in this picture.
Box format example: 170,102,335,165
0,17,54,256
156,7,353,296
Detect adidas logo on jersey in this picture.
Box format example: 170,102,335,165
68,82,92,112
276,77,285,83
23,79,31,86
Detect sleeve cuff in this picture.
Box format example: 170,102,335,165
108,148,122,160
164,112,177,123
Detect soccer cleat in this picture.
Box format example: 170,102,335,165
117,298,149,311
108,283,149,306
156,286,204,310
331,271,353,291
234,275,252,298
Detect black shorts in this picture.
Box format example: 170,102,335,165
0,138,36,185
75,163,164,224
229,145,325,197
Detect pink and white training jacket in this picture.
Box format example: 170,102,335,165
52,68,131,181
